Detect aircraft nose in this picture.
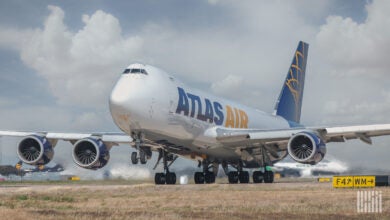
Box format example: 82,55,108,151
109,76,132,112
109,76,135,132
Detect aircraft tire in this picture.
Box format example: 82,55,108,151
131,152,138,164
155,173,166,185
139,150,147,164
166,172,176,185
253,171,264,183
264,171,274,183
239,171,250,183
194,172,205,184
204,172,215,184
228,171,239,184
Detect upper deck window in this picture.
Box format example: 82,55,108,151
123,68,148,75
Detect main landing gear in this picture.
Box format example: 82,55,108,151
194,160,217,184
223,162,250,184
227,171,250,184
223,162,274,184
154,149,178,185
252,170,274,183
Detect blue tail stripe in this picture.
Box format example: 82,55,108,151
274,41,309,125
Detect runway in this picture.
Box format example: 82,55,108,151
0,179,388,219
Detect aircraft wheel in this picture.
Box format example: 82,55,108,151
228,171,239,184
264,171,274,183
131,152,138,164
155,173,166,185
239,171,250,184
139,150,147,164
253,171,264,183
194,172,205,184
204,172,215,184
166,172,176,185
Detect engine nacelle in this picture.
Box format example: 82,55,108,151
72,138,110,170
287,131,326,165
17,135,54,166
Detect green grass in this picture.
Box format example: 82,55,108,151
16,195,28,201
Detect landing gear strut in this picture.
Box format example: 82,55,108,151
154,149,178,185
194,160,217,184
130,132,151,165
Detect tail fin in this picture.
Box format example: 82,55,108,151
274,41,309,126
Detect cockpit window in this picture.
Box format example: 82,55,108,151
123,68,148,75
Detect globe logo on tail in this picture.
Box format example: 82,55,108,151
285,49,306,121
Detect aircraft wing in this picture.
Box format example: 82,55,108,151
209,123,390,147
0,131,132,145
317,124,390,144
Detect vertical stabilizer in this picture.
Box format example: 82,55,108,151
274,41,309,126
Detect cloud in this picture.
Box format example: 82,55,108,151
0,28,33,51
0,3,321,111
72,112,103,130
316,0,390,75
306,0,390,125
133,2,323,110
0,105,109,132
211,74,243,97
0,97,17,107
2,5,143,108
206,0,220,5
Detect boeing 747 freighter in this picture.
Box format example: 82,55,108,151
1,41,389,184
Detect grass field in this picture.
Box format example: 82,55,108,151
0,179,388,219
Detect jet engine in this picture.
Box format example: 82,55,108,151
72,138,110,170
287,131,326,165
17,135,54,165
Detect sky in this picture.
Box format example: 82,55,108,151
0,0,390,177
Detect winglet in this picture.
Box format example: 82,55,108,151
274,41,309,127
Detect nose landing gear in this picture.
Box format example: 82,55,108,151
130,132,151,165
130,150,148,165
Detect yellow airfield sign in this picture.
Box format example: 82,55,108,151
333,176,375,188
353,176,375,187
333,176,353,188
15,163,22,170
68,176,80,181
318,177,331,183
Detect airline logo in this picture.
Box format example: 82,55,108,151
175,87,248,128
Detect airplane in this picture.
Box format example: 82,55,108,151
0,162,64,176
272,159,349,177
22,164,65,173
1,41,390,185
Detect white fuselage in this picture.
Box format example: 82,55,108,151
109,64,290,161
